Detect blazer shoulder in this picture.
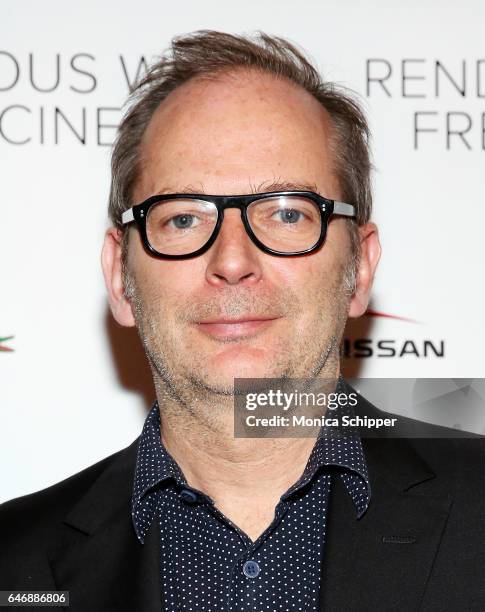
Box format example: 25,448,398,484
346,379,485,488
0,438,139,544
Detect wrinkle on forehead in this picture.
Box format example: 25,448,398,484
147,179,322,198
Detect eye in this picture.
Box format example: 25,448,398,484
272,208,304,224
166,214,200,229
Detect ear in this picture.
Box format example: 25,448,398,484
101,227,136,327
348,222,381,318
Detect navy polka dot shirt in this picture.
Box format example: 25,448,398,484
132,385,371,611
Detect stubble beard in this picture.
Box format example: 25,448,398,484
123,258,354,433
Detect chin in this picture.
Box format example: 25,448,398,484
206,345,281,382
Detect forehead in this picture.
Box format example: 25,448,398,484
135,69,340,200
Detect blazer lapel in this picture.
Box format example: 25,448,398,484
47,438,163,612
320,435,453,611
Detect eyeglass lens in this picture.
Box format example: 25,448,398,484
145,195,323,256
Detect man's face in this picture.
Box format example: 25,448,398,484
122,70,355,397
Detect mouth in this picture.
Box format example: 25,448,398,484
195,316,281,339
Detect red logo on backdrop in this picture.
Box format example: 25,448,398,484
0,335,14,352
363,309,419,324
343,310,444,359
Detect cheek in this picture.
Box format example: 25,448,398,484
268,240,345,297
132,249,208,314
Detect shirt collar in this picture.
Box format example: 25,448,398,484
280,376,371,517
132,378,371,542
131,402,185,542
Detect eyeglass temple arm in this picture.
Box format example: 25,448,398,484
121,209,135,224
333,201,355,217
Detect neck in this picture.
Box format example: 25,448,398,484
152,361,341,540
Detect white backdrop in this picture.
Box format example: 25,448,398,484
1,0,484,502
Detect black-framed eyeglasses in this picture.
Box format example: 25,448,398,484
121,190,356,259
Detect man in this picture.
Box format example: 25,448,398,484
1,30,484,611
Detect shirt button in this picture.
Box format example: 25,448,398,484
179,488,199,504
243,560,260,578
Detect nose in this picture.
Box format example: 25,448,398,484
205,208,263,287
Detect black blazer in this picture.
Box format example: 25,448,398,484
1,390,485,611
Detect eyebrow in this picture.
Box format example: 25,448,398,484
153,179,321,197
253,179,320,194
